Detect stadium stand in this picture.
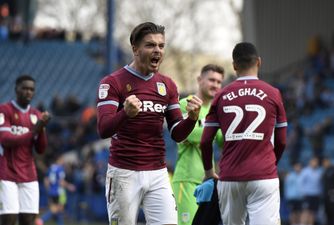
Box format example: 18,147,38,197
0,40,104,107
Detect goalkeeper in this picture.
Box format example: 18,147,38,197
172,64,224,225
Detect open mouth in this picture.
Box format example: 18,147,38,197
151,56,160,65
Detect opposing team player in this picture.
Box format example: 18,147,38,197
0,75,50,225
96,22,202,225
200,42,287,225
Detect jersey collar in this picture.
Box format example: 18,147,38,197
11,100,31,113
124,65,155,81
236,75,259,81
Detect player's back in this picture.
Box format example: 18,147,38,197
215,77,287,181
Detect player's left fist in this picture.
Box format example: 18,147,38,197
41,111,51,125
186,95,202,121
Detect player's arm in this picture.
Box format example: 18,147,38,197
34,111,51,154
0,129,34,147
34,128,47,154
200,96,221,180
97,94,142,138
167,95,202,142
200,125,219,180
214,129,224,148
273,90,288,164
96,76,142,139
97,103,128,139
178,97,203,145
0,110,33,147
274,125,287,164
97,78,129,139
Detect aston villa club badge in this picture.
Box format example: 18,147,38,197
156,82,166,96
0,113,4,125
30,114,38,124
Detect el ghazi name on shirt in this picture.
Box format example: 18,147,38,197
223,88,268,101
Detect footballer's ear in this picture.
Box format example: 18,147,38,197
197,75,202,83
132,45,139,56
233,61,237,71
257,57,261,67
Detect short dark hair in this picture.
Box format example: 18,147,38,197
232,42,259,70
201,64,224,76
130,22,165,46
15,75,35,88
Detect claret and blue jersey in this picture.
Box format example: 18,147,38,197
97,66,185,171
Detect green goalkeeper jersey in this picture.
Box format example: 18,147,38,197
172,97,223,184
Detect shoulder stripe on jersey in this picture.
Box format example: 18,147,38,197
167,104,180,111
275,122,288,128
0,127,11,132
97,100,119,108
204,122,220,127
170,121,181,134
124,65,154,81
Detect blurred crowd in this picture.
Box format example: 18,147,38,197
278,35,334,225
35,95,109,222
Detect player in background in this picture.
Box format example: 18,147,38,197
35,154,75,225
171,64,224,225
96,22,202,225
200,42,287,225
0,75,50,225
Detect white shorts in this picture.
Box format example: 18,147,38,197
105,164,177,225
0,180,39,214
217,178,280,225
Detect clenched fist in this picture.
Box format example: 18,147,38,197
186,95,202,120
124,95,142,118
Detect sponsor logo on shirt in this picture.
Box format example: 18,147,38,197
99,84,110,99
139,101,167,113
156,82,166,96
11,125,29,135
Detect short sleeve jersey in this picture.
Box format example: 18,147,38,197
205,76,287,181
97,66,182,170
0,101,42,182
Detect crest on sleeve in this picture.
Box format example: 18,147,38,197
0,113,4,125
30,114,38,124
99,84,110,99
156,82,166,96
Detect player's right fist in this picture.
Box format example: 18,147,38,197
124,95,142,118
